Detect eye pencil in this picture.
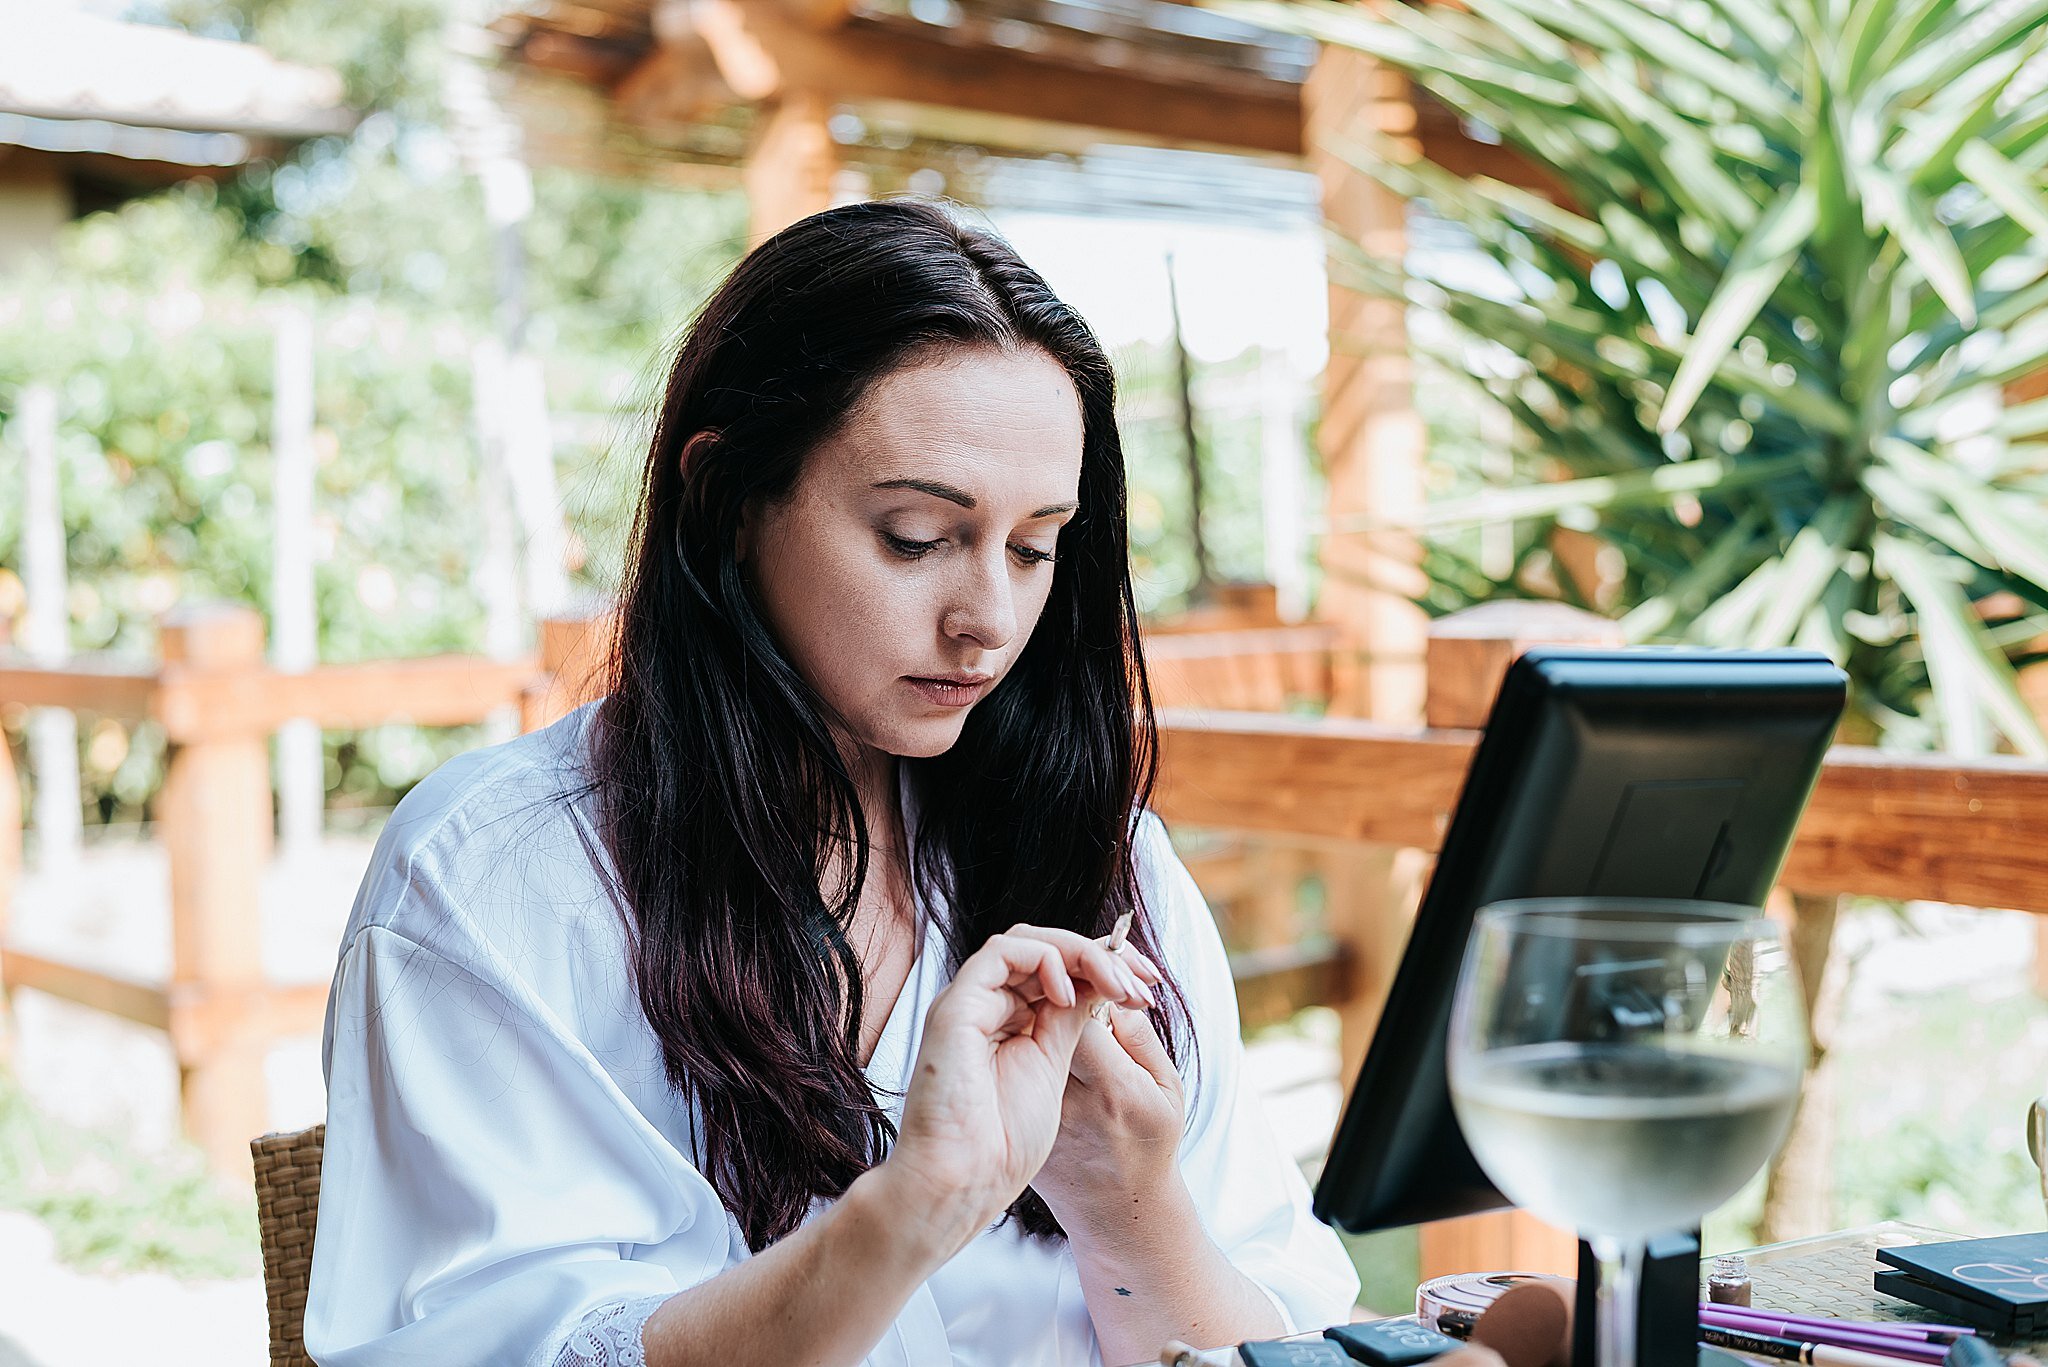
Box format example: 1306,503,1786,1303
1092,910,1135,1022
1698,1311,1947,1361
1701,1325,1937,1366
1705,1304,1977,1340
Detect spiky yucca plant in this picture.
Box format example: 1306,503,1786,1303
1228,0,2048,754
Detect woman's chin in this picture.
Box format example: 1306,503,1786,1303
877,712,973,759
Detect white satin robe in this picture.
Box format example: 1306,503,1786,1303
304,704,1359,1366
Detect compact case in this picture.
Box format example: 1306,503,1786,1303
1875,1234,2048,1337
1415,1272,1556,1337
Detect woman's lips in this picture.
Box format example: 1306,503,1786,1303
905,675,993,708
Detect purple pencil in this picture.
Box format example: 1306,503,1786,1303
1698,1309,1946,1362
1702,1303,1977,1342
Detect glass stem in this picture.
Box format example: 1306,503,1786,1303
1590,1234,1646,1367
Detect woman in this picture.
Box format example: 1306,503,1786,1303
305,200,1361,1366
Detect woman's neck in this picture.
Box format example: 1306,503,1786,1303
820,743,905,909
847,744,899,849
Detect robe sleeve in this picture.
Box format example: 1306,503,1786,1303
1137,812,1362,1334
305,918,728,1367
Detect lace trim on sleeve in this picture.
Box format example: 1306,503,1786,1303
553,1294,672,1367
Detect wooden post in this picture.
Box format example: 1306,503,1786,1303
1304,46,1435,1104
1308,49,1428,726
1414,601,1622,1283
522,606,618,733
158,603,273,1181
744,90,839,241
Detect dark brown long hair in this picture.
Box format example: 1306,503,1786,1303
584,199,1183,1252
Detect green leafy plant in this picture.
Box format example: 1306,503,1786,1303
1223,0,2048,753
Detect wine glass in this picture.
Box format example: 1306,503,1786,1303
1447,899,1808,1367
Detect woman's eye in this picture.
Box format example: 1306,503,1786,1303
1010,544,1056,566
882,532,943,559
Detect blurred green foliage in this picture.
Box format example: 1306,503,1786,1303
1115,342,1317,614
0,0,755,820
1832,973,2048,1234
0,1067,258,1278
0,173,744,820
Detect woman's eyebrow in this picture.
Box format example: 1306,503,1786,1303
872,477,976,508
871,477,1077,519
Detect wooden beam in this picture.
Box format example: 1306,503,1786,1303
519,28,645,85
1779,748,2048,914
153,655,538,743
167,980,329,1064
1153,710,2048,914
1410,88,1568,200
0,951,171,1031
2,645,552,743
1155,710,1469,850
0,656,158,716
1146,626,1339,713
777,0,857,28
0,949,327,1076
611,28,734,129
682,0,1302,157
521,2,1562,182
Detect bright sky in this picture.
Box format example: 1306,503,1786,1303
988,210,1330,380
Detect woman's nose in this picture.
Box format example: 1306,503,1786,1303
941,549,1018,650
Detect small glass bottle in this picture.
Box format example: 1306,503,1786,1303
1707,1254,1754,1307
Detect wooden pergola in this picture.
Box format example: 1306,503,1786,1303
487,0,1568,1275
486,0,1543,704
488,0,1541,226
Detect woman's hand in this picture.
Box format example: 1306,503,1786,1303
881,924,1154,1262
1029,1001,1186,1243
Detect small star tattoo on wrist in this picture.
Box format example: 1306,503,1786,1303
1114,1287,1133,1297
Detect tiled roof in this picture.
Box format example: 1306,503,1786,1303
0,4,353,145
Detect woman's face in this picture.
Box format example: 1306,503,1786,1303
743,345,1085,761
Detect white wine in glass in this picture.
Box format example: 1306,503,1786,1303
1448,900,1807,1367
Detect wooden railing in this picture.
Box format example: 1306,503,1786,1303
0,603,613,1178
1151,598,2048,1278
8,594,2048,1280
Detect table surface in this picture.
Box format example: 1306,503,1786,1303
1139,1221,2048,1365
1734,1220,2048,1353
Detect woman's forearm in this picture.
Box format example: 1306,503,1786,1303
1066,1175,1287,1367
636,1160,974,1367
